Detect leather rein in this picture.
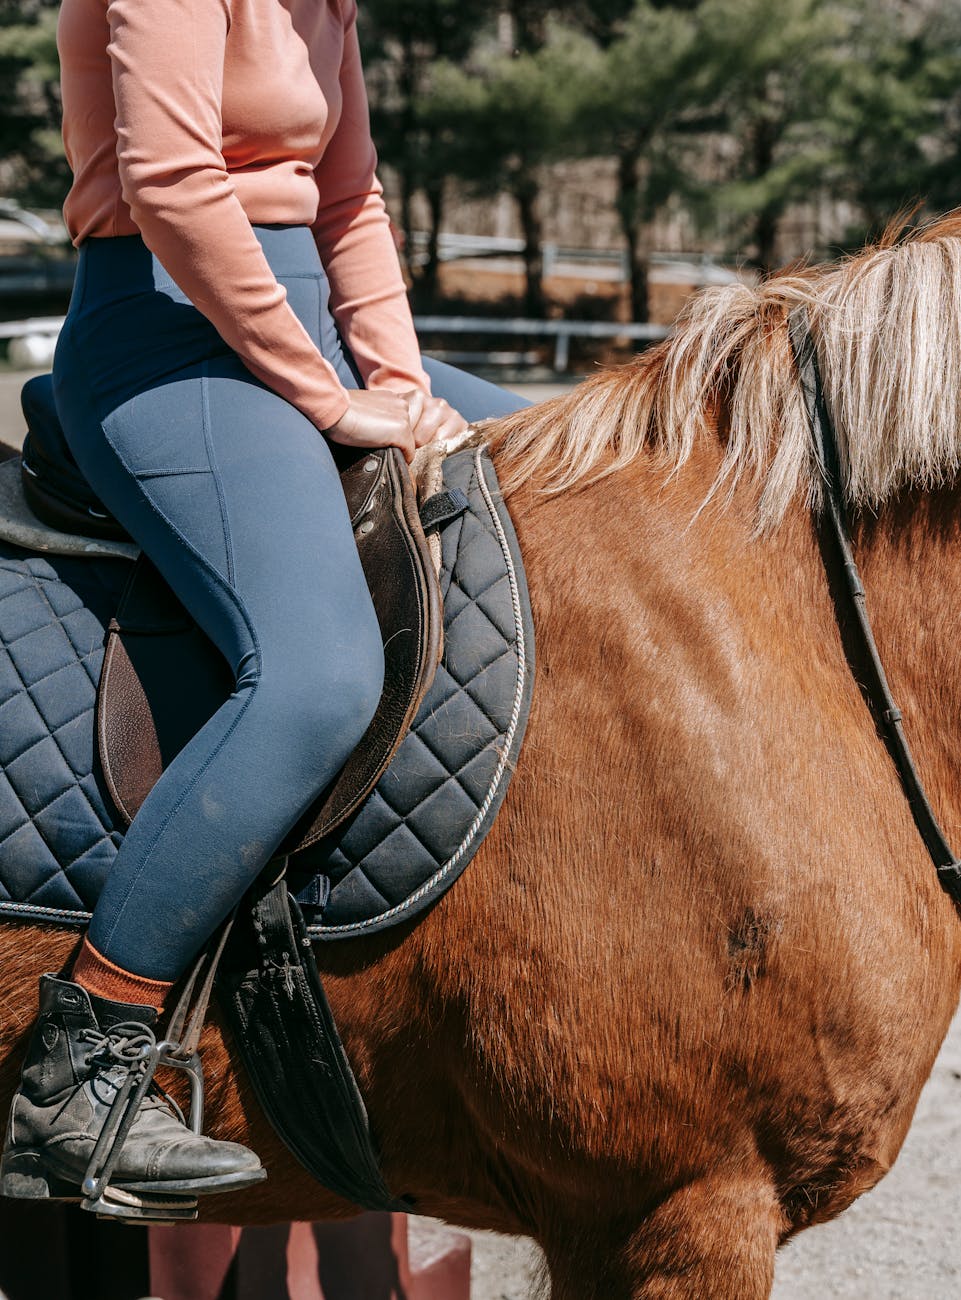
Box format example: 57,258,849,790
788,309,961,906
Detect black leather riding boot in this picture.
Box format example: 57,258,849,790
0,974,265,1213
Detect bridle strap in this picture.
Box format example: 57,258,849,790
788,307,961,904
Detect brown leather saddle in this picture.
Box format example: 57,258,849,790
19,374,454,852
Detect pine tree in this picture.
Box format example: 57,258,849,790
587,2,707,319
358,0,493,304
0,1,67,208
829,0,961,238
426,25,598,315
698,0,848,269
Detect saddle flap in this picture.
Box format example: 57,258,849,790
97,558,233,821
284,447,443,851
96,447,442,850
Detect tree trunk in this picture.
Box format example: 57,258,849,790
626,226,650,325
397,32,421,287
420,178,445,309
750,94,779,272
509,0,548,52
754,204,779,274
616,148,650,322
399,170,419,287
514,180,545,318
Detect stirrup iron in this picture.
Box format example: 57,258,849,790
82,918,233,1222
80,1034,203,1222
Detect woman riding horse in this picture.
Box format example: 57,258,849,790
1,0,526,1212
4,198,961,1291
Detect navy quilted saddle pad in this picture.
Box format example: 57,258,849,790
0,446,534,940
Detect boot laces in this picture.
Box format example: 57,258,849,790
80,1020,156,1069
76,1021,184,1119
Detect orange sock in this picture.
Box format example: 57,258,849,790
71,937,173,1014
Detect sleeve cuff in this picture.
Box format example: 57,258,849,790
309,387,352,432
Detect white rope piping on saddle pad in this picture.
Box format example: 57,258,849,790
308,443,528,938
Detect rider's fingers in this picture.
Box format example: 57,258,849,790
394,426,417,463
433,404,469,443
324,390,417,462
403,388,427,430
410,397,468,448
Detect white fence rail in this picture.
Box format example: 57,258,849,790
0,313,670,374
414,314,669,371
0,316,64,339
0,316,64,367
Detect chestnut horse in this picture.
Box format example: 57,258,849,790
3,214,961,1298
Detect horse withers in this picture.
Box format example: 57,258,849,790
4,215,961,1297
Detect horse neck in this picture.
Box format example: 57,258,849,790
514,443,961,875
854,485,961,848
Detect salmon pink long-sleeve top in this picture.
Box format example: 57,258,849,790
57,0,430,431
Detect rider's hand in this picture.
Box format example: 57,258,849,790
324,390,417,463
402,391,469,449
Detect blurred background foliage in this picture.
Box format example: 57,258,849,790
361,0,961,315
1,0,960,319
0,0,65,206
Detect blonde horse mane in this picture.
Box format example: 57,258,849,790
485,212,961,528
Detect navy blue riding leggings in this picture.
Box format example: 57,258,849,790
53,224,527,983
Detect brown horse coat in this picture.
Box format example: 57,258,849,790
4,215,961,1297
